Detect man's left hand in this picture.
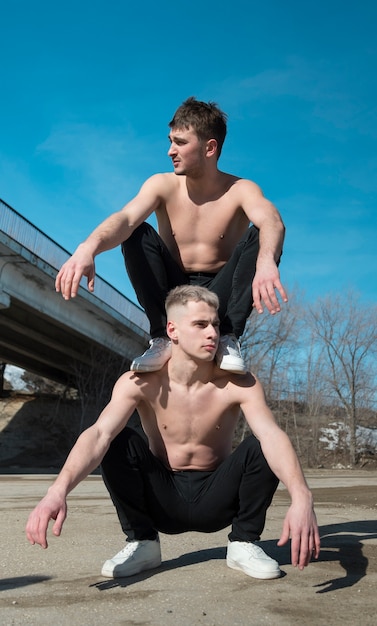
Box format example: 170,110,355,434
252,261,288,315
278,502,321,569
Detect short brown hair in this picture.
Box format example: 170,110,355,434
165,285,219,314
169,97,227,158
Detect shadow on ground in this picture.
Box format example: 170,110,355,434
88,519,376,593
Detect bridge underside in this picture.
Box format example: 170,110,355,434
0,237,148,389
0,295,128,387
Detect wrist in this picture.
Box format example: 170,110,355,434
290,485,313,507
78,240,98,256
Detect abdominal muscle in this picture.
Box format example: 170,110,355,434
140,408,238,471
150,438,233,471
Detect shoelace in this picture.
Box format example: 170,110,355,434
117,542,139,558
244,543,266,558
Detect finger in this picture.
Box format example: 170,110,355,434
260,286,280,315
252,286,264,314
25,526,36,546
52,508,66,537
290,534,300,568
277,518,290,547
26,514,48,549
55,270,62,293
297,533,315,570
266,287,282,313
57,269,73,300
87,273,95,293
275,281,289,303
313,527,321,559
60,268,80,299
36,512,52,548
69,274,82,298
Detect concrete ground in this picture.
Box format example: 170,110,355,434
1,470,376,626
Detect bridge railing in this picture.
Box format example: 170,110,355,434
0,198,148,333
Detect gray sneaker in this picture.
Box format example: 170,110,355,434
101,538,162,578
216,334,246,373
130,337,171,372
226,540,281,579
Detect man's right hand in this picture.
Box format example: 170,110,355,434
55,244,96,300
26,490,67,549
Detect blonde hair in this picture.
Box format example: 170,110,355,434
165,285,219,314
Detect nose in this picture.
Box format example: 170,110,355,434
208,324,219,339
168,142,176,157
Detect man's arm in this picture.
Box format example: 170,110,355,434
240,375,320,570
238,179,288,315
55,174,166,300
25,373,139,548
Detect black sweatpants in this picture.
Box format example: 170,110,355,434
121,223,262,339
101,428,279,543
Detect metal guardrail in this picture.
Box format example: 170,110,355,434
0,198,149,332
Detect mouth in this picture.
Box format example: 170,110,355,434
204,344,217,352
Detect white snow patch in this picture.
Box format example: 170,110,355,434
3,365,28,391
320,421,377,453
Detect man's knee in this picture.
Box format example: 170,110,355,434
236,434,262,458
121,222,156,255
102,427,148,470
237,436,277,477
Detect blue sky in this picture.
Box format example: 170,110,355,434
1,0,376,307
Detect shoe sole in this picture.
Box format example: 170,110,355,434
130,363,164,372
218,363,247,374
227,558,281,580
101,556,162,578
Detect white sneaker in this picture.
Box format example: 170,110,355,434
226,540,281,580
101,538,162,578
216,334,246,373
130,338,171,372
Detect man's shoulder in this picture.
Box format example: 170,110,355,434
147,172,176,186
211,367,257,391
226,175,262,194
143,172,178,199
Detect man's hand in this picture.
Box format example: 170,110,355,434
26,491,67,549
278,501,321,570
55,244,96,300
252,259,288,315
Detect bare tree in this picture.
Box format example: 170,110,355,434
71,345,128,437
307,291,377,465
241,294,301,401
294,335,330,466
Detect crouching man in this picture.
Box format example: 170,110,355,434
26,285,320,580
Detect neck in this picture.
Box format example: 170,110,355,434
168,354,215,387
185,166,222,194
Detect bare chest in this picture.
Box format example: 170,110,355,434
141,384,239,444
168,196,248,241
156,187,250,270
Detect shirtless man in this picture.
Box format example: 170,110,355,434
26,285,320,581
56,97,287,374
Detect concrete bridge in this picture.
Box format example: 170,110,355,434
0,199,149,388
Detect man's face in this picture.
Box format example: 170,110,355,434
167,126,207,177
168,300,220,363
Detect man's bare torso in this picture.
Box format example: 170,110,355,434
132,366,249,471
155,173,251,273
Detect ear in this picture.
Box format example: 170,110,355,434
167,320,178,341
205,138,217,158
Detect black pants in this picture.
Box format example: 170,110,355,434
121,223,261,338
101,428,279,543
